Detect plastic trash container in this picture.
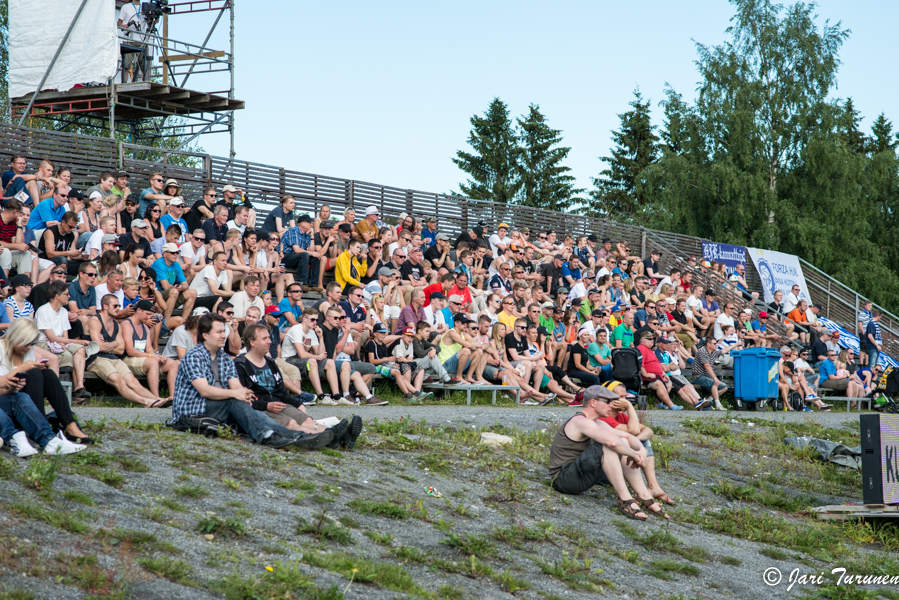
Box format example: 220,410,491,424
732,347,782,403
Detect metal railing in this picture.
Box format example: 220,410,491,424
2,120,894,355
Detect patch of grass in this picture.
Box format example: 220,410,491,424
682,419,730,438
363,530,394,546
678,507,847,560
390,544,430,564
301,550,425,596
159,497,188,512
397,473,418,482
337,516,359,529
652,439,683,469
418,451,451,474
760,547,791,561
311,494,335,503
607,547,641,564
645,558,700,581
275,480,315,491
712,480,818,513
442,532,497,556
62,490,95,506
492,524,555,549
197,515,247,538
319,448,342,459
138,556,193,585
98,470,125,488
494,568,531,593
221,478,242,491
434,518,454,534
69,450,110,467
290,492,306,504
484,470,529,503
10,502,88,533
347,498,409,519
0,591,34,600
118,457,149,472
0,456,17,479
720,556,742,566
295,514,354,546
54,553,122,597
437,584,462,600
173,483,209,499
21,456,57,490
534,550,612,592
214,561,342,600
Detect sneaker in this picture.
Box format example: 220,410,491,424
336,396,356,406
73,387,92,399
404,393,419,404
820,404,833,412
804,394,816,401
298,393,316,406
341,415,363,450
656,404,671,410
318,395,338,406
539,393,557,406
9,431,38,458
43,434,86,456
444,378,462,386
670,405,684,411
365,395,388,406
694,398,710,411
293,429,335,450
802,407,813,412
574,390,585,403
701,406,713,411
519,399,539,406
327,419,349,449
261,432,298,449
568,400,583,407
417,391,435,402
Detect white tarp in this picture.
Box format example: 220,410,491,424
746,247,813,305
9,0,118,99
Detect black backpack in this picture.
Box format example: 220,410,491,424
611,347,643,393
771,391,804,412
167,415,232,437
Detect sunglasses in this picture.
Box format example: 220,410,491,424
84,272,98,278
337,316,347,320
150,210,161,214
194,236,206,241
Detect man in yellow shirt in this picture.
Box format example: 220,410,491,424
354,205,381,243
335,239,367,292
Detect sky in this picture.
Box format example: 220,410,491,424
168,0,899,198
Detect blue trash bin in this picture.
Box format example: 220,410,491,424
732,347,782,404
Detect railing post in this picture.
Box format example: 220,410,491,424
117,142,124,170
826,281,831,319
279,168,285,196
204,155,212,187
855,293,860,332
461,198,469,232
641,227,646,258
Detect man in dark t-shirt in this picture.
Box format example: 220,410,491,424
118,220,153,267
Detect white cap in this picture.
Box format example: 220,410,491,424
89,190,103,200
365,205,380,216
161,243,179,253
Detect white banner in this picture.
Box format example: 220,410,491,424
9,0,118,99
746,247,813,305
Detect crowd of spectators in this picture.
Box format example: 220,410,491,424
0,156,890,457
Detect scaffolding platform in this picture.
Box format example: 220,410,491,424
11,82,243,121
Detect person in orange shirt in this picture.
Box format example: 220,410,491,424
786,299,813,344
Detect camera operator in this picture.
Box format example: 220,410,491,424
118,0,148,82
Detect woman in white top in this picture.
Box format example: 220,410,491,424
162,315,199,360
261,232,294,303
118,244,144,281
77,193,104,249
0,319,91,442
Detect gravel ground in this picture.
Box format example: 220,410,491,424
0,404,890,600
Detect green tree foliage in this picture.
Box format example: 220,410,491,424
870,113,898,155
516,104,582,212
453,98,521,203
840,98,870,155
590,89,658,220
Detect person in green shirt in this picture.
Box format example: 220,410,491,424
538,302,555,331
579,290,601,322
587,329,613,381
611,310,635,348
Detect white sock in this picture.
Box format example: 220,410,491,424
262,430,273,440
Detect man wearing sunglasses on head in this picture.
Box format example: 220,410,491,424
179,229,208,285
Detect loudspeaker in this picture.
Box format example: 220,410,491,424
860,414,899,505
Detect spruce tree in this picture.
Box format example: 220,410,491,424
453,98,521,203
840,98,870,154
516,104,582,212
590,89,658,219
870,113,898,154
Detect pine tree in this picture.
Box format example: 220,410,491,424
870,113,898,154
515,104,582,212
590,89,658,219
453,98,521,203
840,98,870,154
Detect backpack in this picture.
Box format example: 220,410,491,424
611,347,643,394
771,391,803,412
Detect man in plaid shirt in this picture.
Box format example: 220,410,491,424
171,313,333,449
281,214,316,287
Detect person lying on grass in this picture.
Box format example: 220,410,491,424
548,385,668,521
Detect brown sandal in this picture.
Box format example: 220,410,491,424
637,497,670,519
616,497,648,521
